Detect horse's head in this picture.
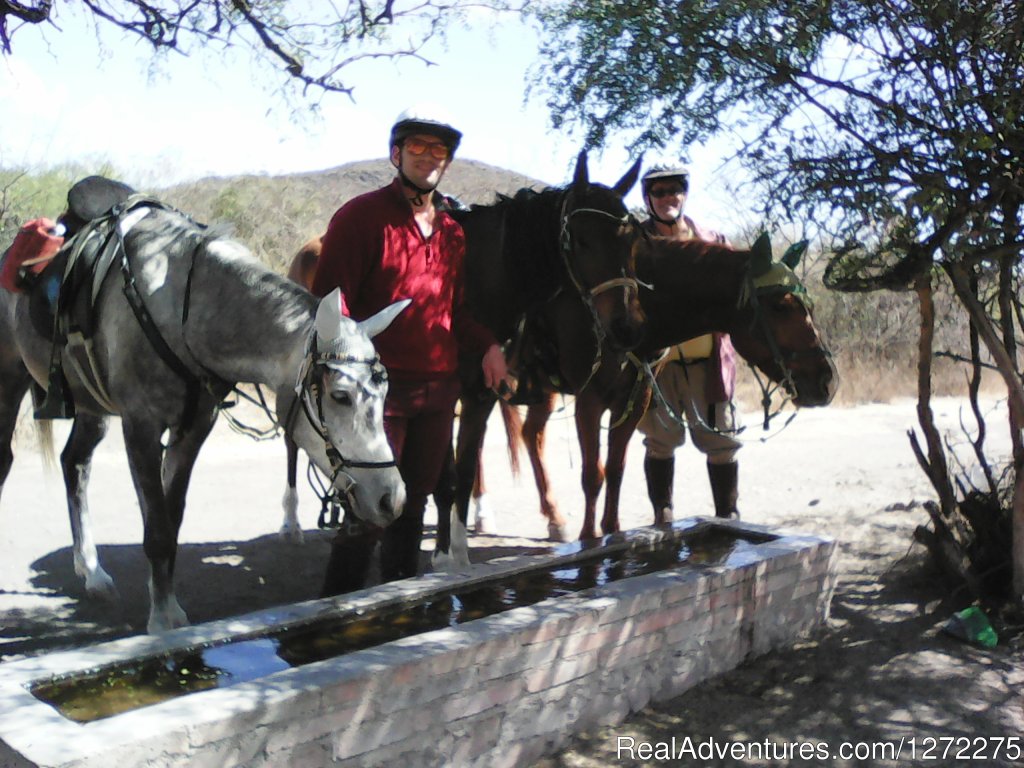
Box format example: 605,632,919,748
730,235,838,407
298,290,408,528
560,150,647,351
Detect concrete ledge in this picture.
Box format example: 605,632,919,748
0,518,836,768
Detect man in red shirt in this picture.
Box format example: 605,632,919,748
312,105,507,584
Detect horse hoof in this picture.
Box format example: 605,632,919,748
147,602,190,634
654,506,674,525
432,549,470,573
547,522,568,543
473,509,493,534
84,570,119,602
472,495,494,534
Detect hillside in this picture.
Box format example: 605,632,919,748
161,159,543,273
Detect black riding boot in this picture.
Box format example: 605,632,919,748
321,523,378,597
708,461,740,519
644,456,675,524
380,497,426,582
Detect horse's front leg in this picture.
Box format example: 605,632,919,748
600,406,643,536
574,392,605,541
431,443,467,571
280,435,305,543
123,407,216,634
434,394,494,572
523,393,567,542
122,418,184,633
61,414,117,599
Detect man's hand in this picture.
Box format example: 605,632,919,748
481,343,511,396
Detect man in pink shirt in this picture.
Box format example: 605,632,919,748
313,105,508,583
636,165,743,521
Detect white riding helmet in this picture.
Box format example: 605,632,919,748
389,103,462,154
641,164,690,193
641,164,690,222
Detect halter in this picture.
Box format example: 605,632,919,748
558,194,647,388
743,270,832,428
285,330,397,514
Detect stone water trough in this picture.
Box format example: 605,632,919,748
0,518,836,768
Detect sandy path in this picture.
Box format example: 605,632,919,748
1,397,1020,765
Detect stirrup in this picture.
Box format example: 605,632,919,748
33,381,75,419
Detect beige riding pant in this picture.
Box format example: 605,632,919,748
638,358,742,464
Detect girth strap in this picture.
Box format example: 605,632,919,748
113,200,206,432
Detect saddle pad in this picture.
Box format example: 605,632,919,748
0,218,65,293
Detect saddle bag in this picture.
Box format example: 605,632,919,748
0,218,65,293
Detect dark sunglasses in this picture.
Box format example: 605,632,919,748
649,185,688,199
404,138,450,160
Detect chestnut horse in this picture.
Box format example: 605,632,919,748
491,233,838,540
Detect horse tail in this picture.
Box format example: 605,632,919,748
35,419,56,470
498,399,523,477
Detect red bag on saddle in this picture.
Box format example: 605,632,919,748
0,218,65,293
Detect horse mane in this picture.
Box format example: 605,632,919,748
139,208,316,332
641,235,747,285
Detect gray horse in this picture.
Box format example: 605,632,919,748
0,203,406,633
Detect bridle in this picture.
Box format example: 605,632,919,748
742,274,833,428
285,329,397,514
558,192,648,386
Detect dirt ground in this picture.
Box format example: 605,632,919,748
1,396,1022,766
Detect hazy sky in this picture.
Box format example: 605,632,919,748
0,7,748,225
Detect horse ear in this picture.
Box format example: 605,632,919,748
573,149,590,192
358,298,412,340
781,240,808,270
750,231,773,277
612,157,643,198
315,288,346,343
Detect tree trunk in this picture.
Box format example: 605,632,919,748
947,262,1024,604
911,273,956,515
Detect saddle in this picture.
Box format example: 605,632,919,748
28,177,147,418
504,312,564,405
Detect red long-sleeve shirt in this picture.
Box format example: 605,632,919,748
311,178,496,379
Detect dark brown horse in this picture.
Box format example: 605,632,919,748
493,232,838,540
431,151,647,570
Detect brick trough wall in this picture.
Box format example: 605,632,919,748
0,520,836,768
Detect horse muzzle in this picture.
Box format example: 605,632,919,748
791,356,840,407
347,469,406,528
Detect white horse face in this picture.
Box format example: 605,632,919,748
309,291,408,528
